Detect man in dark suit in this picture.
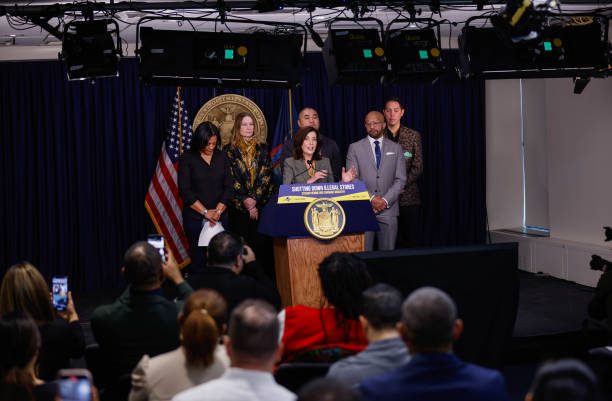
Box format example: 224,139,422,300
360,287,509,401
91,242,193,381
279,107,342,181
346,111,407,251
187,231,281,313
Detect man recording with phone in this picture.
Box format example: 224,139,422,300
91,241,194,394
187,231,281,314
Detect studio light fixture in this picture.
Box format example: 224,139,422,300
491,0,558,44
60,19,121,81
459,15,609,79
384,19,444,82
322,18,386,85
137,24,304,87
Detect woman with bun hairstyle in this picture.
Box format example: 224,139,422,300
129,289,229,401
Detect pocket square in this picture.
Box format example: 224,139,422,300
385,152,396,155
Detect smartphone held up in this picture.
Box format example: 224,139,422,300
147,234,167,263
56,369,93,401
52,276,69,311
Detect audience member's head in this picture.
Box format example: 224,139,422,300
0,314,41,401
526,359,599,401
207,231,245,272
399,287,462,353
318,253,373,320
227,299,279,368
122,241,163,290
179,289,228,367
297,377,363,401
360,283,403,338
0,261,54,324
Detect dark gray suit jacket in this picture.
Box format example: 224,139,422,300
346,137,406,218
283,157,334,184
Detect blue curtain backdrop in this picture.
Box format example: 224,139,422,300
0,52,486,290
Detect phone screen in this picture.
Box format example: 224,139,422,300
52,276,68,311
147,234,166,262
57,375,92,401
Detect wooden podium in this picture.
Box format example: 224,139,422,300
274,234,365,307
258,181,378,308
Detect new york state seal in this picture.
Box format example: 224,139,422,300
192,94,267,146
304,199,346,240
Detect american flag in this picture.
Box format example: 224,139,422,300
145,88,192,268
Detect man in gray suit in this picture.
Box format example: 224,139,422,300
346,111,407,251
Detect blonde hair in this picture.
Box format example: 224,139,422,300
0,262,54,324
229,112,265,147
180,289,227,367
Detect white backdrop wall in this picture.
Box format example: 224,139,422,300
486,76,612,285
545,77,612,245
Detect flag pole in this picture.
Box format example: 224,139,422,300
177,87,183,154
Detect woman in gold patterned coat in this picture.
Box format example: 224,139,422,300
224,112,276,265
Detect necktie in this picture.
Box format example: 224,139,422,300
374,140,381,169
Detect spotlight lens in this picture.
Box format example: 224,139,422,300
237,46,248,57
374,47,384,57
430,48,441,58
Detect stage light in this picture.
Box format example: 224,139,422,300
138,27,303,87
458,16,609,79
384,26,444,82
60,19,120,81
491,0,558,44
322,28,386,85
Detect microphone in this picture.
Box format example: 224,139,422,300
294,159,326,180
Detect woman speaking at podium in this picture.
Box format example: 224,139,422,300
283,127,355,185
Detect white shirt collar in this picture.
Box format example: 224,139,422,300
367,135,384,146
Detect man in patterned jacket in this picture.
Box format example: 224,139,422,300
383,98,423,247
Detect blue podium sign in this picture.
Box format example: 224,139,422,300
259,180,378,238
278,181,370,204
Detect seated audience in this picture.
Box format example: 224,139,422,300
91,242,193,383
129,289,229,401
279,252,371,363
360,287,509,401
526,359,600,401
173,299,296,401
298,378,362,401
0,313,55,401
187,231,280,312
327,283,410,386
0,261,85,380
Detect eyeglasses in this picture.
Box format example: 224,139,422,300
366,121,384,126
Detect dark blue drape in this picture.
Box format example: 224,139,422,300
0,52,485,290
